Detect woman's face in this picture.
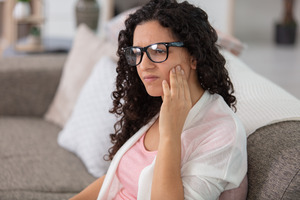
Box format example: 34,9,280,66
133,20,198,97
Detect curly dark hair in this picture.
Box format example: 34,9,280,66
107,0,236,160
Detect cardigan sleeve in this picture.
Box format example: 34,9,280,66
180,116,247,200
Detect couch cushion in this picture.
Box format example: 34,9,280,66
0,117,96,200
247,121,300,200
0,54,66,117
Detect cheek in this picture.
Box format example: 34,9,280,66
168,51,191,69
160,66,173,83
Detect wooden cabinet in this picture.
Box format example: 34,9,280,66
0,0,44,54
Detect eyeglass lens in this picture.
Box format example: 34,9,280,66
125,43,168,66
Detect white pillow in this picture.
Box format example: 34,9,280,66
44,24,117,127
223,50,300,136
58,56,117,177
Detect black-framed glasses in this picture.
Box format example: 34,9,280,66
123,42,184,66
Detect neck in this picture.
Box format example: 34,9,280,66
190,83,205,106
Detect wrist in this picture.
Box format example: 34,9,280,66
159,130,181,143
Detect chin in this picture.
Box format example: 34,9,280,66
146,88,163,97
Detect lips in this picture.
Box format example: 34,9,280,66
143,75,159,83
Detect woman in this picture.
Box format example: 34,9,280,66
71,0,247,199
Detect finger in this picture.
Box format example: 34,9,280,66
181,69,192,102
169,67,178,97
162,80,171,100
176,65,184,98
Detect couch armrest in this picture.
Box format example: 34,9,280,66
0,54,67,117
247,121,300,200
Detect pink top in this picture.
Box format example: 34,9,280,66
114,133,157,200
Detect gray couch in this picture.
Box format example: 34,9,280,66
0,54,299,200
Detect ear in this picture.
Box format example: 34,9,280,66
190,56,197,69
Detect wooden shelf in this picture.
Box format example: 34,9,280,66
0,0,44,54
15,43,44,52
16,15,45,24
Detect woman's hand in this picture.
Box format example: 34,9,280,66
151,65,192,200
159,65,193,139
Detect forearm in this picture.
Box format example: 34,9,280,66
150,66,191,199
151,136,184,200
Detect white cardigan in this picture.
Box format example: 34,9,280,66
97,91,247,200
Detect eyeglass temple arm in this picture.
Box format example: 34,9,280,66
168,42,184,47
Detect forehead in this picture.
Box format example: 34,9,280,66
133,20,176,47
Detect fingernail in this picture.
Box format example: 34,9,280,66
181,69,184,75
177,65,181,71
172,68,176,73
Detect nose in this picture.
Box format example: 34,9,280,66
138,52,155,70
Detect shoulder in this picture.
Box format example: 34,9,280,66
180,93,247,196
181,92,246,157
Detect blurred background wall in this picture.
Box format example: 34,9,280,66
41,0,300,46
234,0,300,44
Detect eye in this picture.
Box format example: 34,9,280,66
154,49,166,54
149,44,167,54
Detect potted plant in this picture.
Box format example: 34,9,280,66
13,0,31,20
275,0,298,45
27,26,42,46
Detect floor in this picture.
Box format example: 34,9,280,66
238,41,300,100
